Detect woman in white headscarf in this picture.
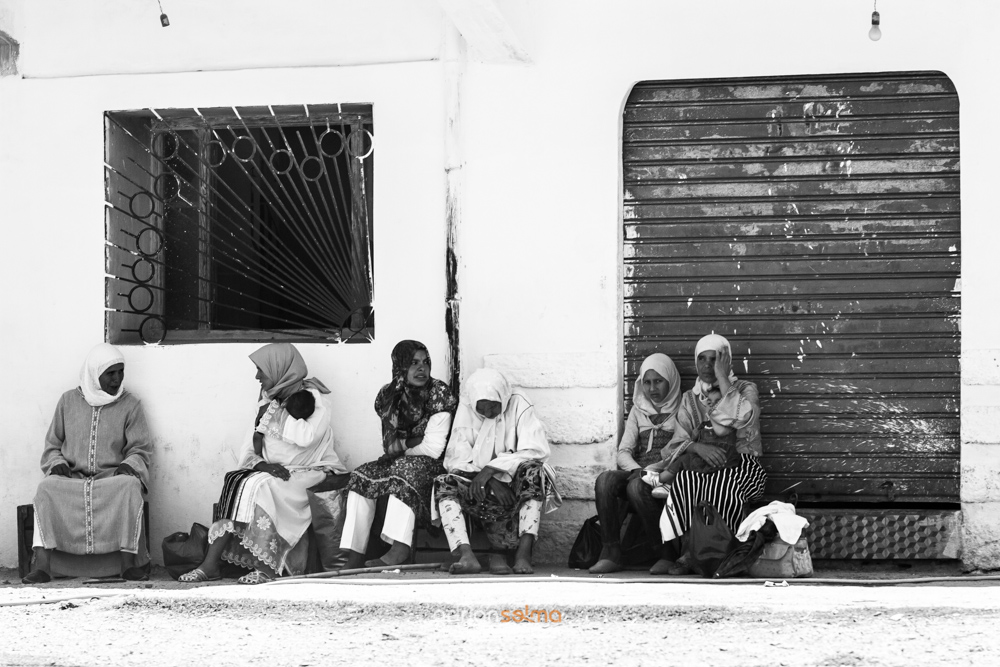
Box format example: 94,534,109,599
589,353,682,574
24,344,153,584
647,334,766,575
433,368,561,575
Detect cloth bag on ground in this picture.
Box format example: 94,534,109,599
748,531,813,578
162,523,208,580
684,501,737,578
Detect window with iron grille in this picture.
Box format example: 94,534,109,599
104,105,374,345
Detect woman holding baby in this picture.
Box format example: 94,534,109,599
646,333,766,575
180,343,348,584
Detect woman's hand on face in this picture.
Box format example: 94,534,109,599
714,347,732,383
692,442,728,468
487,478,516,507
470,467,495,502
49,463,71,477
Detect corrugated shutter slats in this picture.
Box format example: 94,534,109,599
623,71,960,505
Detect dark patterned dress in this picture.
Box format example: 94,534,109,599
346,341,459,524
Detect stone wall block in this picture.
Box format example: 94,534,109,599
961,503,1000,571
962,407,1000,445
961,444,1000,503
962,350,1000,386
484,352,617,388
531,400,616,445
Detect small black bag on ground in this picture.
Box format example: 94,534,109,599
567,515,602,569
162,523,209,580
684,502,736,578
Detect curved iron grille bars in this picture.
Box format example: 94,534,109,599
104,104,374,344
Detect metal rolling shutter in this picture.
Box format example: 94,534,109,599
622,72,960,520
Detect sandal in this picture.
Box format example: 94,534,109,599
178,568,221,583
237,570,274,585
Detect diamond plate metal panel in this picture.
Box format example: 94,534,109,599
799,509,961,559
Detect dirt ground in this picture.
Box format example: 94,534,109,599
3,565,1000,667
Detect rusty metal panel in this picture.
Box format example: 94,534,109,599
623,71,960,505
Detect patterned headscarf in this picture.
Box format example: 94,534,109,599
373,340,458,453
249,343,330,402
79,343,126,407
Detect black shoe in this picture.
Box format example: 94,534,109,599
122,567,149,581
21,569,51,584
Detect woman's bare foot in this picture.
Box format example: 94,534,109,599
489,554,513,575
589,543,622,574
513,534,534,574
344,550,366,570
366,541,410,567
448,545,482,574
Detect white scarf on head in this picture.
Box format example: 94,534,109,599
79,343,126,407
632,353,682,453
692,333,738,398
451,368,514,471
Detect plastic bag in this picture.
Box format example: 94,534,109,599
307,488,348,571
684,502,736,578
567,515,602,569
162,523,208,580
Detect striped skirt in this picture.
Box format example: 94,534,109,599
666,454,766,538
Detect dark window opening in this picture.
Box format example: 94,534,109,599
105,105,374,344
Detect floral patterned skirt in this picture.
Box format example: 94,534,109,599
433,461,548,550
346,454,444,524
211,468,326,576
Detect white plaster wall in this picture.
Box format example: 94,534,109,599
0,62,450,567
15,0,444,77
449,1,1000,565
4,0,1000,569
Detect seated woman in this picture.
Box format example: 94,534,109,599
647,334,766,575
24,343,153,584
180,343,347,584
433,368,560,575
340,340,458,569
589,353,681,574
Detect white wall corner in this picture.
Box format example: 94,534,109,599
962,350,1000,386
485,352,618,389
435,0,530,64
962,406,1000,445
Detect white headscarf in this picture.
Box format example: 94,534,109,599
79,343,126,407
451,368,515,471
632,353,682,452
693,334,738,398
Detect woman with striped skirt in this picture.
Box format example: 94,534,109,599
645,334,767,575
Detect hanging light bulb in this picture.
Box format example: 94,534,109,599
157,0,170,27
869,3,881,41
